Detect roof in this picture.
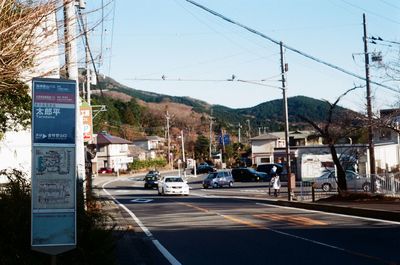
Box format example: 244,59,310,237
269,130,318,140
97,132,132,145
250,133,279,141
132,135,165,142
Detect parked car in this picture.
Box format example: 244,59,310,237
148,170,160,177
313,170,371,192
144,173,159,189
98,167,113,174
231,167,269,182
191,164,215,174
256,163,284,176
203,170,234,188
158,176,189,195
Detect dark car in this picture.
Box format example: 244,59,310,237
231,167,269,182
98,167,114,174
144,173,159,189
191,165,215,175
256,163,284,176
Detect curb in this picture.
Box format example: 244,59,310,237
273,200,400,222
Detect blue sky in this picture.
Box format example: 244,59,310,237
87,0,400,112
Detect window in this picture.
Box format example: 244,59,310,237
260,157,271,163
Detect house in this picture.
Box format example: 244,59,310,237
95,132,133,171
132,136,165,159
250,130,322,166
250,133,280,165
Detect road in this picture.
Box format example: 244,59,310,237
101,173,400,265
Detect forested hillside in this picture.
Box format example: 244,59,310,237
91,75,350,139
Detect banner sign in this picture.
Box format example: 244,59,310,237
31,78,77,255
80,104,93,143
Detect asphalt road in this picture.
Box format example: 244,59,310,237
101,173,400,265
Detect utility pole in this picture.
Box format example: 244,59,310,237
82,0,91,105
63,0,79,80
247,119,251,140
363,13,376,191
209,112,213,159
165,111,171,168
280,41,292,201
258,127,262,136
181,130,186,164
238,123,241,143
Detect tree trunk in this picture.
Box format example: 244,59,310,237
329,144,347,193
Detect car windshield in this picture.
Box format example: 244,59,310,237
165,177,183,182
248,168,257,173
206,173,217,179
146,175,157,181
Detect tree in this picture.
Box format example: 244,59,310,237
298,87,364,193
0,0,59,137
0,80,31,135
194,135,209,161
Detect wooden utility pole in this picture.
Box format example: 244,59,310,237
165,111,171,168
363,13,376,191
280,41,292,201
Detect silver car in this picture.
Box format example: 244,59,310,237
314,170,371,192
203,170,234,188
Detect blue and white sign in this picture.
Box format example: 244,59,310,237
32,79,76,144
31,78,77,255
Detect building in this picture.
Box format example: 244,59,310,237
132,136,165,159
0,9,60,182
250,130,322,166
95,132,133,171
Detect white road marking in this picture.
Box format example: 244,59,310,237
130,198,154,203
102,179,182,265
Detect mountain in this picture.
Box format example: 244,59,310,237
91,75,347,136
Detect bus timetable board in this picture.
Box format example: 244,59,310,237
31,78,77,255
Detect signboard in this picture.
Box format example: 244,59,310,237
32,79,76,144
31,78,77,255
80,104,93,142
219,134,230,145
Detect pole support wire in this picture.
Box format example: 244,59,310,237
184,0,399,93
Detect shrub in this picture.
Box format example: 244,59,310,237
0,169,116,265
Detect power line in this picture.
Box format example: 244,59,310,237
340,0,400,25
184,0,399,93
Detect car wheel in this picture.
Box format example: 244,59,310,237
322,183,332,192
229,181,233,188
144,184,147,189
203,184,208,189
213,182,219,188
362,183,371,192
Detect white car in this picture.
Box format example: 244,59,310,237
158,176,190,196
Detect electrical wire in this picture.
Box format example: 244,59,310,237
339,0,400,24
184,0,399,94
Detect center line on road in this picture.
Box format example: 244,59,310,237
254,213,328,226
180,201,395,265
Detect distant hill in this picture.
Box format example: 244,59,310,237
91,75,349,136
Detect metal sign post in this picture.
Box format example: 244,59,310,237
31,78,77,255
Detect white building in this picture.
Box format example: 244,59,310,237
95,132,133,171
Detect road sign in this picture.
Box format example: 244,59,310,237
32,79,76,144
31,78,77,255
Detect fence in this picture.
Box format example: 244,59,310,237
289,175,400,202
